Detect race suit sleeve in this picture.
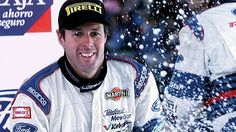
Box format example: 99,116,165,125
9,93,49,132
194,10,236,131
163,6,236,131
9,77,51,132
162,15,211,131
133,71,164,132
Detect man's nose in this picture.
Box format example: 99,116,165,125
83,34,93,46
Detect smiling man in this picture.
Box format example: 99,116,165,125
57,22,107,79
9,0,164,131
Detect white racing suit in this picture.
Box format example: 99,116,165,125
9,55,164,132
163,2,236,131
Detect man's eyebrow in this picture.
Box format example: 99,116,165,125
91,26,102,30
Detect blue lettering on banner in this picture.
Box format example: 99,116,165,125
0,89,18,132
13,123,38,132
0,0,53,36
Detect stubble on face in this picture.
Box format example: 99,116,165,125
62,22,107,79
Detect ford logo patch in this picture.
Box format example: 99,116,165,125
13,123,38,132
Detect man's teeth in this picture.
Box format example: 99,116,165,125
80,53,94,57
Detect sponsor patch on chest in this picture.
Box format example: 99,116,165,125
102,108,133,131
105,87,129,101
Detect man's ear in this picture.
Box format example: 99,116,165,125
56,29,65,46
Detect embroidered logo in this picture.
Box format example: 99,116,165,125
105,87,129,101
13,106,31,119
13,123,38,132
65,2,102,16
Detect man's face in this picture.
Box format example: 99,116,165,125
57,22,107,78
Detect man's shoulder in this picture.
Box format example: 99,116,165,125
15,61,59,115
21,62,60,87
185,15,204,41
106,55,150,98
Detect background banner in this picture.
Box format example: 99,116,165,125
0,0,63,131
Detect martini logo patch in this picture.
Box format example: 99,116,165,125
105,87,129,101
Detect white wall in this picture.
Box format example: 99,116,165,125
0,1,64,89
0,1,65,131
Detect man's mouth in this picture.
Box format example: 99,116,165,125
79,52,95,58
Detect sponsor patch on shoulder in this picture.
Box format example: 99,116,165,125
13,123,38,132
13,106,31,119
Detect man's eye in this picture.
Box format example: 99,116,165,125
74,32,83,37
91,32,100,37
